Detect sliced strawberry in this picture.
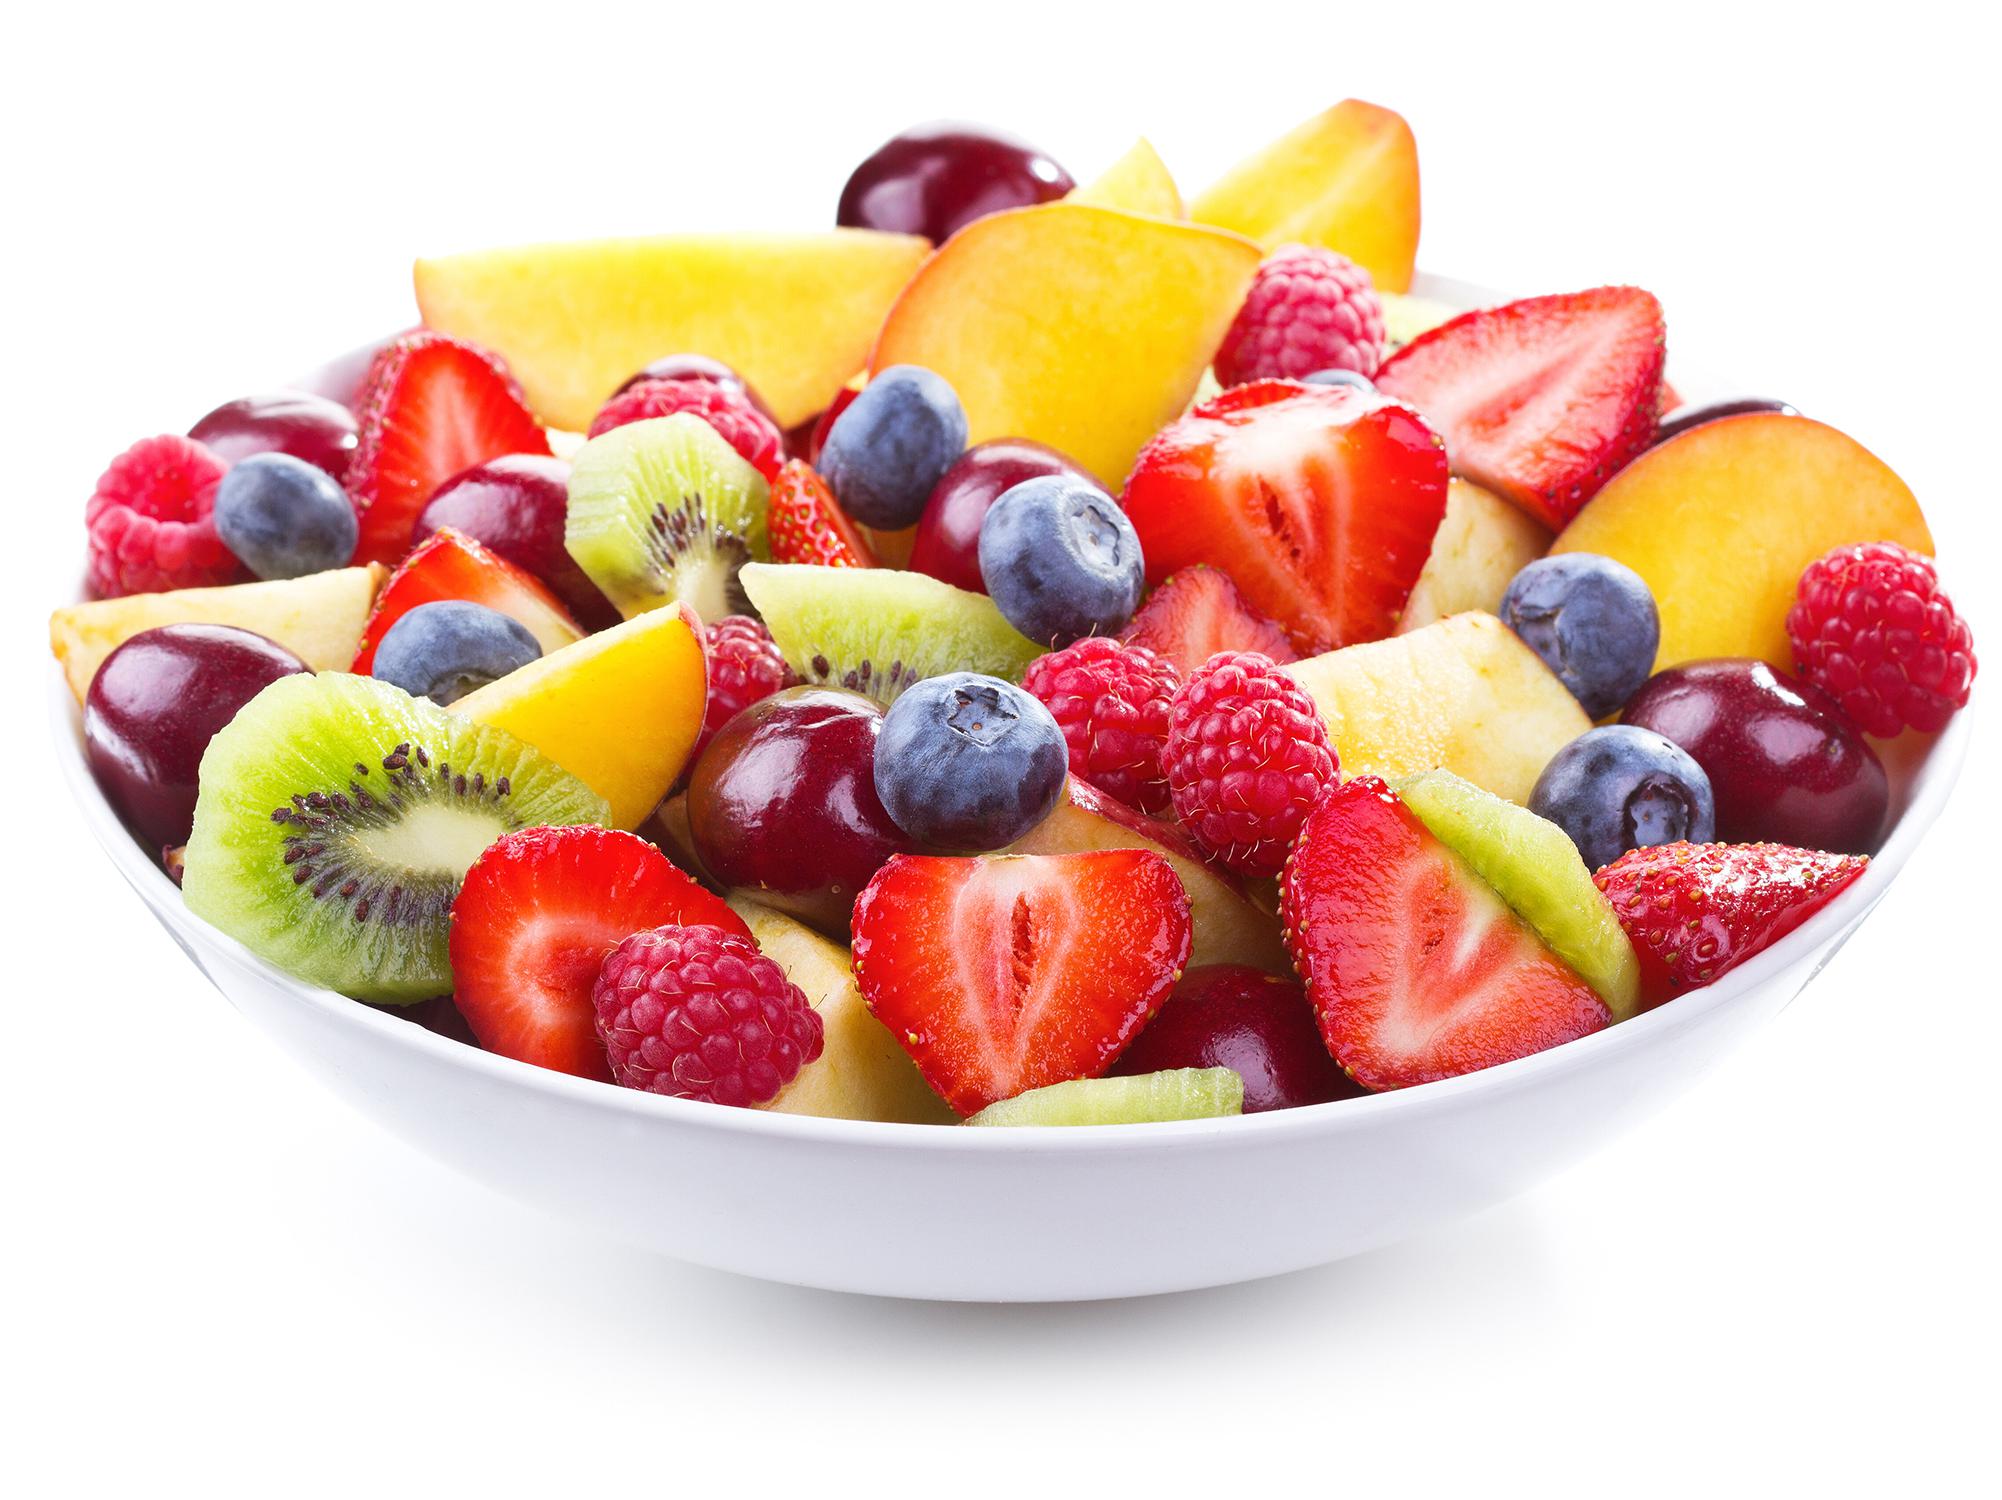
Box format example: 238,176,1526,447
1594,841,1867,1008
349,331,551,565
767,458,877,567
1121,565,1299,679
1281,777,1609,1091
851,851,1193,1116
351,527,582,674
1120,381,1448,655
449,826,751,1080
1375,286,1666,530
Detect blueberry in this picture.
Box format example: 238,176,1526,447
212,452,359,580
816,364,968,529
1301,367,1376,392
874,673,1068,851
1529,725,1717,870
372,600,541,706
1500,553,1660,718
977,476,1145,647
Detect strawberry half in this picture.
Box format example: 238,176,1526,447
1120,565,1299,679
767,458,877,567
1281,777,1609,1091
449,826,751,1080
1375,286,1666,530
349,331,551,565
852,851,1193,1116
1120,381,1448,655
1593,841,1867,1008
351,527,581,674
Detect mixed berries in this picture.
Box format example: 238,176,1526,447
56,102,1973,1129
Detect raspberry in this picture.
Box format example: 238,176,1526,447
1022,637,1181,815
695,615,796,760
1214,246,1386,388
84,434,239,597
1162,650,1338,876
592,924,823,1106
1786,541,1976,736
587,376,785,479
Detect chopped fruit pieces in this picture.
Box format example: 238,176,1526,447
1376,286,1666,531
1594,841,1868,1008
965,1068,1243,1126
1070,138,1182,218
1120,566,1299,679
767,459,877,568
1121,381,1449,654
1398,478,1551,633
587,375,785,480
691,614,795,765
449,826,749,1080
1214,245,1385,387
1022,637,1180,817
1281,777,1610,1091
851,850,1193,1116
1112,966,1360,1112
85,434,238,597
351,527,582,675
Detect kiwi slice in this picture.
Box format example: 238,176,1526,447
966,1069,1244,1127
740,563,1041,705
565,413,770,622
182,673,607,1005
1394,769,1641,1019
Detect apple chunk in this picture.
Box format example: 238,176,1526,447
1551,413,1934,672
1071,138,1183,218
414,230,930,430
869,202,1261,488
1399,478,1552,633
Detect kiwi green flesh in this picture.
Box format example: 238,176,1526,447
740,563,1042,706
1394,770,1641,1019
181,673,607,1005
966,1069,1245,1126
565,413,770,621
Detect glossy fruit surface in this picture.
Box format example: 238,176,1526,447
817,365,968,530
836,121,1075,243
188,390,360,479
1112,966,1360,1112
1528,724,1716,871
978,476,1145,646
873,673,1068,851
371,599,541,706
1120,566,1298,679
212,452,359,580
413,454,616,628
1652,396,1797,446
908,438,1092,593
84,623,309,850
1621,659,1888,853
686,686,916,935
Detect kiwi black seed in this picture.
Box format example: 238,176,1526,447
181,673,606,1004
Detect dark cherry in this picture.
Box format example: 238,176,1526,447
188,390,359,480
837,121,1075,244
1622,658,1888,854
908,438,1096,593
686,686,918,936
1652,397,1799,447
85,624,309,852
611,354,778,425
412,455,618,629
1112,966,1362,1112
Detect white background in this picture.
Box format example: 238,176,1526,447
5,3,1996,1493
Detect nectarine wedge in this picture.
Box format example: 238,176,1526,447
868,202,1262,487
1071,138,1183,218
1551,413,1934,671
1189,99,1421,293
414,231,930,430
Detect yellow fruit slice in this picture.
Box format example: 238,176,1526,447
449,604,706,830
414,230,931,430
1399,478,1552,633
49,565,385,704
1071,138,1183,218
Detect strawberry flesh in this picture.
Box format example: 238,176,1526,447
1281,777,1609,1091
767,458,877,567
1376,286,1665,530
351,527,579,674
852,851,1193,1116
449,826,751,1080
1121,565,1299,679
1120,381,1448,655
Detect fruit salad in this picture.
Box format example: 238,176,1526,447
53,103,1976,1128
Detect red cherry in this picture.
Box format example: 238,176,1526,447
908,438,1095,594
412,455,617,629
1113,965,1362,1112
188,391,358,480
836,122,1074,244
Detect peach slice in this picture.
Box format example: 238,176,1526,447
413,231,930,431
869,202,1262,488
1551,413,1934,672
450,604,706,830
1188,99,1421,293
1071,138,1183,218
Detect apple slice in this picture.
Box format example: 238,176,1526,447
1071,138,1183,218
414,231,931,430
1188,99,1421,293
1551,412,1934,671
869,202,1262,487
1398,478,1552,633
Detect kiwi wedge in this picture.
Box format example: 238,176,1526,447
740,563,1041,705
181,673,606,1004
966,1069,1244,1127
565,413,771,622
1394,769,1641,1019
